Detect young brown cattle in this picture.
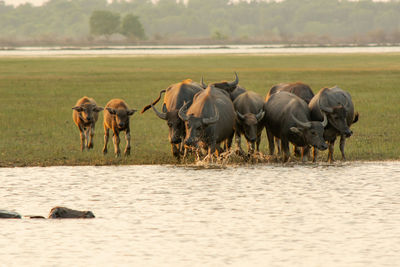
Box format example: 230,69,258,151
103,99,137,157
72,97,103,151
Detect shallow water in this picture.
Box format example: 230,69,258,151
1,45,400,56
1,162,400,266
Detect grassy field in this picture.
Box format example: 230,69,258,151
0,54,399,167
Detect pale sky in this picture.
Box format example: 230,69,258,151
2,0,391,7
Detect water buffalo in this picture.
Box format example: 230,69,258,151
178,85,236,162
0,210,21,219
103,99,137,157
48,206,95,219
201,72,246,101
266,82,315,156
309,86,359,162
233,91,265,155
141,79,203,159
264,91,328,162
72,97,103,151
266,82,314,103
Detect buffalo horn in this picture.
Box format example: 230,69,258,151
201,76,207,89
236,111,245,120
151,104,167,120
291,113,312,128
256,109,265,122
321,112,328,127
178,101,190,121
227,72,239,88
203,108,219,125
319,97,333,113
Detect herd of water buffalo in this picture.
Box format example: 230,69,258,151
72,73,359,163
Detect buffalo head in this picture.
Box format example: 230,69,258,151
236,109,264,143
151,103,185,144
178,102,219,147
201,72,239,92
320,104,352,137
72,104,103,123
290,113,328,150
106,107,136,129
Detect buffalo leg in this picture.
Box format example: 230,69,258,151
88,124,95,149
124,129,131,156
340,135,346,161
113,131,121,157
327,139,336,163
301,146,310,162
171,144,180,159
293,146,301,157
275,138,281,155
267,130,275,155
102,126,109,154
312,147,318,162
281,139,290,162
226,131,234,152
79,125,85,151
235,131,244,155
256,133,261,152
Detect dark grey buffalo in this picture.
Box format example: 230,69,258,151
179,85,236,162
266,82,315,156
141,79,203,159
264,91,328,162
233,91,265,155
309,86,359,162
201,72,246,101
266,82,314,103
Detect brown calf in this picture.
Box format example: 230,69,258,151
72,97,103,151
103,99,137,157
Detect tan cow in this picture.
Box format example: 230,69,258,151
103,99,137,157
72,97,103,151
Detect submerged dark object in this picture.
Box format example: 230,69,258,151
0,210,22,219
48,206,95,219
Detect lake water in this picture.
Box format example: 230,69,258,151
1,45,400,56
1,162,400,266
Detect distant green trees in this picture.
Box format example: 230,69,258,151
89,10,146,40
90,10,120,37
0,0,400,44
121,14,146,40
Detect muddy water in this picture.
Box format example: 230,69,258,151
1,162,399,266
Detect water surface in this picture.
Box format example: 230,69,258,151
1,45,400,56
1,162,399,266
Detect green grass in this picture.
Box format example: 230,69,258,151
0,54,399,166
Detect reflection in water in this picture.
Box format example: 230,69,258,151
1,162,400,266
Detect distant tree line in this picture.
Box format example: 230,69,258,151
0,0,400,45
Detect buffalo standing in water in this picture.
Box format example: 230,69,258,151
309,86,359,162
233,91,265,155
179,85,236,162
266,82,315,156
141,79,203,160
264,91,328,162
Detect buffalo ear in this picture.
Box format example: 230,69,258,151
95,106,104,112
127,109,137,116
72,106,83,112
106,107,116,115
290,127,303,136
320,106,333,113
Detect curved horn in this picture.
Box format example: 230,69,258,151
227,72,239,88
178,101,190,121
236,110,245,120
291,113,312,128
256,109,265,122
321,112,328,127
203,108,219,125
151,104,167,120
319,97,333,113
141,89,166,114
201,76,207,89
